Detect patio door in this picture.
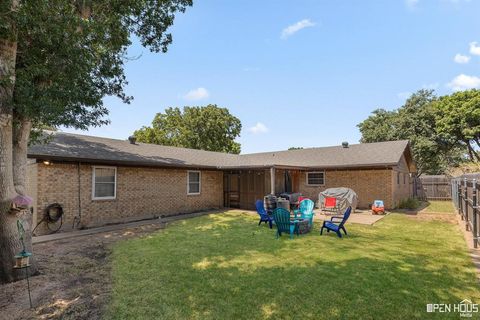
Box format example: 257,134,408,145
239,170,266,209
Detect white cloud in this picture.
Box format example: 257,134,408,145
454,53,470,64
469,42,480,56
248,122,268,134
447,74,480,91
183,87,209,101
281,19,316,39
405,0,419,8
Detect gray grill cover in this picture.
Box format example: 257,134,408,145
319,187,358,213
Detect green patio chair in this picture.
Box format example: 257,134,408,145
294,199,315,229
272,208,299,239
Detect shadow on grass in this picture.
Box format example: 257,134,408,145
106,211,480,320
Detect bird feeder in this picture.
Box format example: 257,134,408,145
14,250,32,268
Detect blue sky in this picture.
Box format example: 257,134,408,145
63,0,480,154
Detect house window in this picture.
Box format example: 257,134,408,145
188,171,201,195
92,166,116,200
306,171,325,186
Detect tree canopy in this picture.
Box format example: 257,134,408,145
358,89,464,175
6,0,192,132
0,0,191,284
134,105,242,154
434,89,480,161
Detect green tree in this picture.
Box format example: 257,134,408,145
357,108,397,143
134,105,242,154
358,90,462,175
434,89,480,161
0,0,191,283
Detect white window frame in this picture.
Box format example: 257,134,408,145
306,171,325,186
187,170,201,195
92,166,117,200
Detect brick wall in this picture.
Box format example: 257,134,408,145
33,162,223,235
392,155,413,206
298,168,394,209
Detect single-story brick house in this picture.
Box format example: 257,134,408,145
27,132,416,234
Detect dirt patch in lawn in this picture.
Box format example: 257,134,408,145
0,223,165,320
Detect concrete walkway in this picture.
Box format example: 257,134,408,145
33,210,219,244
241,208,386,225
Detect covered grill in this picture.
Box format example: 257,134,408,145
279,192,302,210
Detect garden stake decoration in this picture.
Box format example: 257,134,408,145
14,219,33,308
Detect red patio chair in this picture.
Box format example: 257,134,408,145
298,196,308,203
324,197,337,209
322,197,340,215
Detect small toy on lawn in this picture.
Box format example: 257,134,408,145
372,200,385,215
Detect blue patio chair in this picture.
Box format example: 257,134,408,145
294,199,315,227
320,206,352,238
255,200,274,229
272,208,299,239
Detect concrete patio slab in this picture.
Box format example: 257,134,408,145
314,209,386,225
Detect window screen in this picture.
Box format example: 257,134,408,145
93,167,116,199
188,171,201,194
307,172,325,185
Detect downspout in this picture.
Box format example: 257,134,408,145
73,162,82,229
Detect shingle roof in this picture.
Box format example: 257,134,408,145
238,140,411,169
27,132,412,170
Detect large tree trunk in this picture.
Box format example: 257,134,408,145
13,118,32,195
0,0,31,284
0,105,18,284
466,141,480,162
12,118,37,275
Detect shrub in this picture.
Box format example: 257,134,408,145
396,198,421,210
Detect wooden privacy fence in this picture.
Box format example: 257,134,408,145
452,174,480,248
418,175,452,200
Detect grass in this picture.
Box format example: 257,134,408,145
106,210,479,319
422,200,455,214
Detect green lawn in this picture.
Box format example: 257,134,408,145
106,210,479,319
422,200,455,214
